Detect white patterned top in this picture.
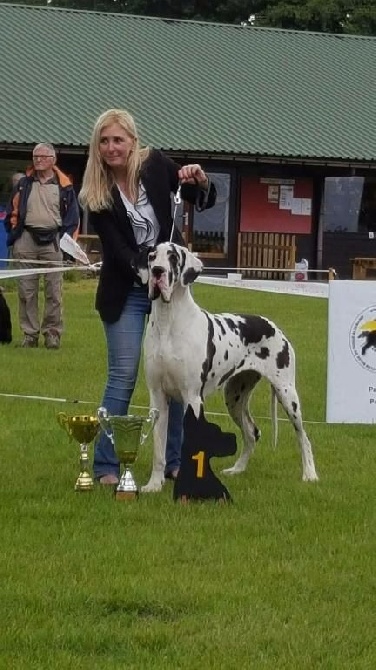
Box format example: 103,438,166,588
117,181,160,247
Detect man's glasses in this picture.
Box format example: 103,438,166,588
33,155,54,160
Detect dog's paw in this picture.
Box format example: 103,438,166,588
302,471,319,482
141,477,165,493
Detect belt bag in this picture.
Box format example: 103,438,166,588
26,227,58,246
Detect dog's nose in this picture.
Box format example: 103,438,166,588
151,266,165,279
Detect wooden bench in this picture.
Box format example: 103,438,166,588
237,232,296,279
352,257,376,280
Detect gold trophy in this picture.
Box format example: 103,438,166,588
97,407,158,500
57,413,100,491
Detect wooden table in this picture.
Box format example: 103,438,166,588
352,257,376,279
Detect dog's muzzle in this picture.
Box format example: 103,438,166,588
151,266,165,280
149,265,170,301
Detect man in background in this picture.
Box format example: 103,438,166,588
5,143,79,348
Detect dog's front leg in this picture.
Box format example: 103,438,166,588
141,392,169,493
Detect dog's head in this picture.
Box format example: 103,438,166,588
148,243,203,302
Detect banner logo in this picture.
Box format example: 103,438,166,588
349,304,376,372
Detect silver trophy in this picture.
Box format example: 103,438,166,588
97,407,158,500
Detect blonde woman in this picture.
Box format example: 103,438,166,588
79,108,216,486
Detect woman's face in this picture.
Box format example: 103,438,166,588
99,122,134,169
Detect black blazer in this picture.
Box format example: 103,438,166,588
89,149,216,323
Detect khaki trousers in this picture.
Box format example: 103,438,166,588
12,229,63,339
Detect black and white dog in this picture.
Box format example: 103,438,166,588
140,243,318,492
0,287,12,344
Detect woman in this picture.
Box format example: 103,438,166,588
79,108,216,485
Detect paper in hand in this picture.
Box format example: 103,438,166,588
60,233,91,265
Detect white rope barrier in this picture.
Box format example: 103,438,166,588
0,257,73,265
0,259,334,275
203,266,334,275
0,392,325,425
0,263,330,298
0,237,328,418
0,264,96,279
0,392,93,404
197,275,329,298
0,233,98,279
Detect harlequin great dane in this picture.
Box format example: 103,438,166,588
140,242,318,493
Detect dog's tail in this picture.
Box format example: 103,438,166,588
270,386,278,449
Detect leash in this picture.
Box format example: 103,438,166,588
169,183,182,242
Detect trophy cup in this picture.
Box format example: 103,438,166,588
97,407,158,500
57,413,100,491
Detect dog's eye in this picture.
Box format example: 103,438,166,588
149,252,156,263
168,252,178,267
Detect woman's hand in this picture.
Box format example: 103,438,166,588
178,164,209,189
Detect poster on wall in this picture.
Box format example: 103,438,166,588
327,280,376,423
279,185,294,210
291,198,312,216
267,184,279,203
241,176,312,234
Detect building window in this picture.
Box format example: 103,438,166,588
171,172,230,255
323,176,376,233
191,173,230,255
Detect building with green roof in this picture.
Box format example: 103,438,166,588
1,3,376,276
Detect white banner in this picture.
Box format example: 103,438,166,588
327,280,376,423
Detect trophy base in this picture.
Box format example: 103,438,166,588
115,490,139,501
75,472,94,492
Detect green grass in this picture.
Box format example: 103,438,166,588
0,280,375,669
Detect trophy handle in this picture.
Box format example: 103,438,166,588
57,412,73,440
97,406,114,444
140,408,159,445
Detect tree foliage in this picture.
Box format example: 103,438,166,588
3,0,376,35
252,0,376,35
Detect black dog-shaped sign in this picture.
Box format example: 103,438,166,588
173,405,237,503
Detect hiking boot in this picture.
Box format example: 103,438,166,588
44,330,60,349
20,335,39,348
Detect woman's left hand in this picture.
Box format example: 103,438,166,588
178,164,209,189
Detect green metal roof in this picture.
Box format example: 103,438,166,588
1,3,376,162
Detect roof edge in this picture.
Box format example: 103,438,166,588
1,142,376,168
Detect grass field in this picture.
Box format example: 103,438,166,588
0,278,375,669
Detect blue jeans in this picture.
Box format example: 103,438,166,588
94,286,183,479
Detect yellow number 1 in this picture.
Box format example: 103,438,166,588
192,451,205,478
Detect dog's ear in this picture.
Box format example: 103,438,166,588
131,247,153,286
181,250,203,286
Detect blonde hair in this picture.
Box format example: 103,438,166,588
79,108,150,211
